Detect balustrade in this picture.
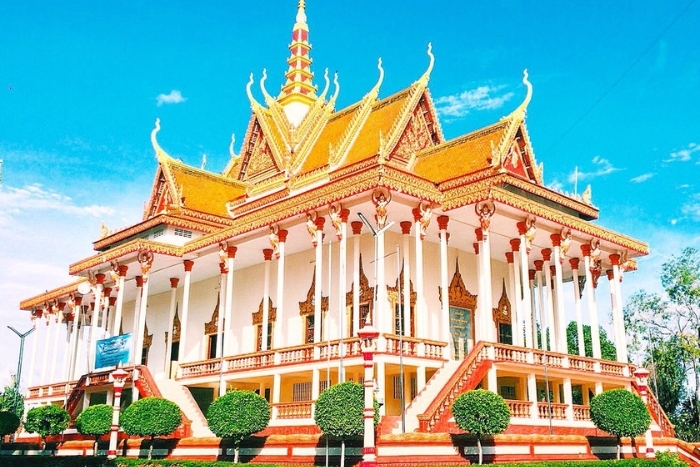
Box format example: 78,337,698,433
506,399,532,418
274,402,313,419
537,402,568,420
573,404,590,421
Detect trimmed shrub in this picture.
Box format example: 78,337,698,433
119,397,181,459
314,381,380,467
0,410,21,442
452,389,510,464
206,390,270,463
590,388,651,460
24,405,70,449
75,404,113,455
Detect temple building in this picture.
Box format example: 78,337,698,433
18,1,675,460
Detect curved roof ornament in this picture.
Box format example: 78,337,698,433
329,71,340,106
318,68,330,101
370,58,384,96
260,68,276,107
417,42,435,87
246,73,262,110
515,69,533,117
150,118,170,161
229,133,238,159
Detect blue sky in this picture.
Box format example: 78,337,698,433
1,1,699,387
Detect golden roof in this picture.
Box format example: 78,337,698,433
298,103,360,174
412,121,507,183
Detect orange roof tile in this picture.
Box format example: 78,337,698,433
413,121,507,183
168,162,246,217
260,111,286,159
342,89,411,167
299,104,360,173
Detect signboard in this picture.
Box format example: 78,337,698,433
95,333,132,370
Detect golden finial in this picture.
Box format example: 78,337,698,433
100,221,109,239
229,134,238,159
330,72,340,106
260,68,275,106
515,69,533,116
246,73,262,110
151,118,170,161
318,68,330,101
370,58,384,96
417,42,435,87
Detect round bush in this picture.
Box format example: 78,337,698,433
590,388,651,439
314,381,380,439
206,390,270,442
451,389,510,437
0,410,21,437
119,397,182,439
24,405,71,440
75,404,112,438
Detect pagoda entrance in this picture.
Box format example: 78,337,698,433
444,260,477,359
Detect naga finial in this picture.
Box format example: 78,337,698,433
370,58,384,97
260,68,275,106
318,68,330,101
515,69,533,117
330,71,340,107
151,118,169,161
246,73,262,110
229,133,238,159
417,42,435,87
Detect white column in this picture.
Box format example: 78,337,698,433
413,210,427,339
527,373,539,419
68,298,82,381
49,306,64,382
473,241,483,343
135,275,151,363
130,276,144,365
112,265,128,336
274,232,287,348
313,218,325,343
552,235,568,353
376,362,386,416
610,254,628,363
377,229,388,335
61,315,72,382
438,216,451,358
478,228,494,342
224,248,237,355
563,377,574,421
27,317,39,387
400,222,412,337
506,251,522,347
338,211,349,345
582,246,601,359
178,260,194,372
570,258,586,357
261,249,273,351
517,223,534,348
272,373,281,420
542,250,557,352
164,278,179,377
529,269,537,348
534,262,546,349
607,269,624,362
351,222,362,336
216,262,227,359
40,314,53,384
104,291,115,338
90,275,105,371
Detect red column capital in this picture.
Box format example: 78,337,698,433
103,287,112,297
510,239,521,252
183,260,195,272
475,228,484,242
135,276,144,288
109,297,117,306
315,217,326,230
534,260,544,271
263,249,274,261
170,277,180,288
609,253,621,266
227,246,238,258
118,265,129,277
400,221,412,235
74,297,83,307
340,209,351,223
581,244,592,257
606,269,614,280
351,221,363,235
542,248,552,262
569,258,580,270
516,221,528,236
437,215,449,231
529,269,536,282
412,208,421,222
95,273,106,285
473,242,479,255
505,252,514,264
551,233,561,247
278,230,288,243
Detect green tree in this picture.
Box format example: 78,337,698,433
0,410,21,445
24,404,71,450
647,336,687,417
565,321,617,360
624,248,700,428
590,389,651,460
0,380,25,420
206,390,270,463
75,404,112,456
451,389,510,465
119,397,181,460
314,381,380,467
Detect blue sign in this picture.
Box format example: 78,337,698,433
95,334,132,370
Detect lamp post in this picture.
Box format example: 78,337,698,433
358,318,379,467
7,326,35,417
108,365,129,460
634,368,655,458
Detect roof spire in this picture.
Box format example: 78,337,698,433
278,0,316,111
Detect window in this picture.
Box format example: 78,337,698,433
170,341,180,361
256,323,273,351
499,323,513,345
141,346,149,365
393,375,405,400
393,304,414,336
500,385,516,400
174,228,193,238
293,382,312,402
305,315,315,344
152,228,164,239
207,334,224,359
319,379,330,393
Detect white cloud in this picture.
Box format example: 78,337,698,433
630,172,655,183
681,193,700,220
434,85,514,118
567,156,621,183
665,142,699,163
156,90,187,107
0,183,115,228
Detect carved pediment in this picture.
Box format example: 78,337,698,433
345,254,375,308
387,263,417,305
439,258,477,310
143,322,153,349
252,297,277,325
492,280,511,325
299,267,328,317
164,306,181,344
204,294,221,335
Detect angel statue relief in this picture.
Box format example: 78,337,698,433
418,201,432,240
372,189,391,229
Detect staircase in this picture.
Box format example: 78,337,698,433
156,379,214,438
417,342,492,432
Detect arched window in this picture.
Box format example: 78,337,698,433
492,281,512,345
440,259,476,359
345,255,374,336
204,295,221,360
252,298,276,351
299,268,328,344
